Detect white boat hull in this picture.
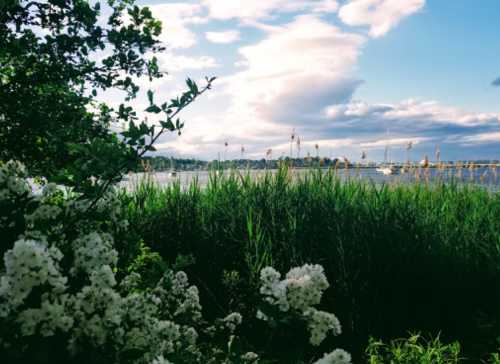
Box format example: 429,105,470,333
376,167,398,175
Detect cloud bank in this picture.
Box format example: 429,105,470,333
338,0,425,37
119,0,500,161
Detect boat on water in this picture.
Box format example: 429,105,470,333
376,165,399,175
168,157,178,177
376,142,399,175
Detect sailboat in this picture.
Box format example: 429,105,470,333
376,144,399,175
168,157,177,177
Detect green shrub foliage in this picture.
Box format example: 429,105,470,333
0,0,213,196
122,168,500,361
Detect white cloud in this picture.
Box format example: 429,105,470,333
148,3,207,49
456,132,500,145
360,137,431,149
312,0,339,13
325,99,500,128
202,0,338,21
135,0,499,161
159,15,368,160
205,30,241,44
382,99,500,127
339,0,425,37
156,53,218,72
325,101,392,118
225,15,365,126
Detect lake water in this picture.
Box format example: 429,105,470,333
120,167,500,191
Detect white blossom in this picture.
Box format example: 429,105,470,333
0,161,29,197
25,205,62,227
285,264,329,311
151,355,174,364
71,232,118,276
0,161,352,364
304,308,342,346
223,312,242,332
0,239,67,312
313,349,352,364
258,264,342,347
259,267,289,311
17,294,74,336
241,351,259,362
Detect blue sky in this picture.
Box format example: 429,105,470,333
129,0,500,161
356,1,500,112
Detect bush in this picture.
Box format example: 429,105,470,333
121,167,500,361
0,161,350,364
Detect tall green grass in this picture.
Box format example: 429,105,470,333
120,167,500,361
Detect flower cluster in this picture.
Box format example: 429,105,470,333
240,351,259,362
258,264,341,346
0,233,205,363
0,239,67,314
17,294,74,337
304,308,342,346
0,162,219,363
153,271,202,322
259,264,329,313
151,355,174,364
0,161,31,231
71,232,118,276
286,264,329,311
313,349,352,364
222,312,243,332
0,161,351,364
0,161,29,197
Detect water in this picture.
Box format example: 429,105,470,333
120,167,500,191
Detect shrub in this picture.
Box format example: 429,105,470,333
0,161,350,364
121,168,500,360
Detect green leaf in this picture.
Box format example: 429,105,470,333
145,105,161,113
147,89,154,104
160,119,175,131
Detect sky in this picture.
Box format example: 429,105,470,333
124,0,500,162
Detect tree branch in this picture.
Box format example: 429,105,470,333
85,77,215,212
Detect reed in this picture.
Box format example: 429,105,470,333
120,166,500,361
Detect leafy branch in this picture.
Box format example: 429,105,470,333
86,76,216,211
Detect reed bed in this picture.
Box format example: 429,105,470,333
120,167,500,361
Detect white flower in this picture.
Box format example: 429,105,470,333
259,267,289,312
25,205,62,227
256,310,268,321
0,161,29,198
0,239,67,309
71,232,118,276
285,264,329,311
17,294,74,337
259,264,329,314
120,272,142,291
154,271,202,322
182,326,198,345
313,349,352,364
258,264,345,348
222,312,242,332
304,308,342,346
151,355,174,364
241,351,259,362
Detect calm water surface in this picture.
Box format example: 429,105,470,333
120,167,500,191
